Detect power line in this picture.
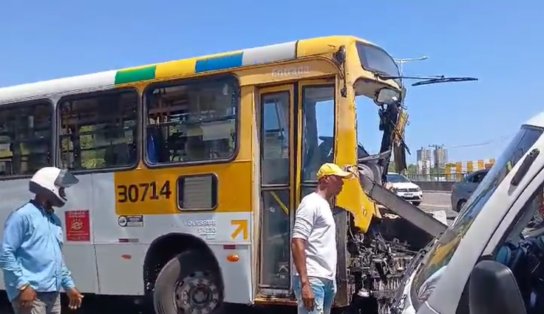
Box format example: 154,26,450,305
445,133,514,149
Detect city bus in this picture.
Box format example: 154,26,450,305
0,35,408,313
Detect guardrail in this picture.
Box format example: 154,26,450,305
405,173,465,192
406,173,465,182
413,181,454,192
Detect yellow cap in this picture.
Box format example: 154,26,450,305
316,163,354,180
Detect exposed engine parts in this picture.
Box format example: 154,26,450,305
341,167,439,314
347,221,420,314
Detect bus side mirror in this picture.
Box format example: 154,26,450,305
375,87,400,105
469,260,527,314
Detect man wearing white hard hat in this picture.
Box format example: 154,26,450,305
0,167,84,314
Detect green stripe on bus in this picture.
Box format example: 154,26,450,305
115,66,156,84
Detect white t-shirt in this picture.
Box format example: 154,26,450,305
292,192,337,280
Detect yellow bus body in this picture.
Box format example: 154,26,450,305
0,35,404,308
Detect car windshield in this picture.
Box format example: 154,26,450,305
387,173,410,183
409,124,544,309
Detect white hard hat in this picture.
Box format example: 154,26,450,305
29,167,79,207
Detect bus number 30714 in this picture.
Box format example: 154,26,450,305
117,181,172,203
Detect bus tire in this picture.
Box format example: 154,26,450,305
153,249,224,314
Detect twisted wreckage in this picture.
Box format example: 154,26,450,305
342,99,449,314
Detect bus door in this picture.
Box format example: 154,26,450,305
257,84,295,297
256,79,336,298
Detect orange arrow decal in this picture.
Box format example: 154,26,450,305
231,219,248,240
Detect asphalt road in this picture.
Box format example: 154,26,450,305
0,191,456,313
0,294,148,314
416,191,458,228
419,191,455,213
0,296,280,314
419,191,458,220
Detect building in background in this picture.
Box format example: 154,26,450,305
417,146,432,164
410,143,493,181
417,159,432,176
417,147,432,175
416,147,432,176
432,145,448,168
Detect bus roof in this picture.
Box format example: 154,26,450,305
0,35,377,104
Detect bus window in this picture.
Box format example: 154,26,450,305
178,174,218,210
58,90,138,171
355,93,382,156
301,85,335,182
259,91,291,289
145,76,238,165
0,101,52,177
262,92,290,185
260,190,290,288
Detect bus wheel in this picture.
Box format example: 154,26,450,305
153,250,224,314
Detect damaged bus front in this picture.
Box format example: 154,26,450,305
340,41,479,313
332,41,448,314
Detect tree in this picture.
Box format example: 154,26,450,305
405,164,417,175
388,162,397,173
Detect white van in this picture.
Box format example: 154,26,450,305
390,111,544,314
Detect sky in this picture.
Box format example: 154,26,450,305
1,0,542,164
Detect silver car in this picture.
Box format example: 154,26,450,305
450,169,488,212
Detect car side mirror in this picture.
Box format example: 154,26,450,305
469,260,527,314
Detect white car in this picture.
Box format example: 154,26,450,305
386,172,423,206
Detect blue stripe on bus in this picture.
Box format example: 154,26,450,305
195,53,244,73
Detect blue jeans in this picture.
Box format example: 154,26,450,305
293,275,337,314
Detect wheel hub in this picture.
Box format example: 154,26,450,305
175,271,220,314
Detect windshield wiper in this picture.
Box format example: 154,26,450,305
376,74,478,86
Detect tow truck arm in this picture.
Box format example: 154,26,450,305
357,169,447,238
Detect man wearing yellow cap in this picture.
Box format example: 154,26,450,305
291,163,353,314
